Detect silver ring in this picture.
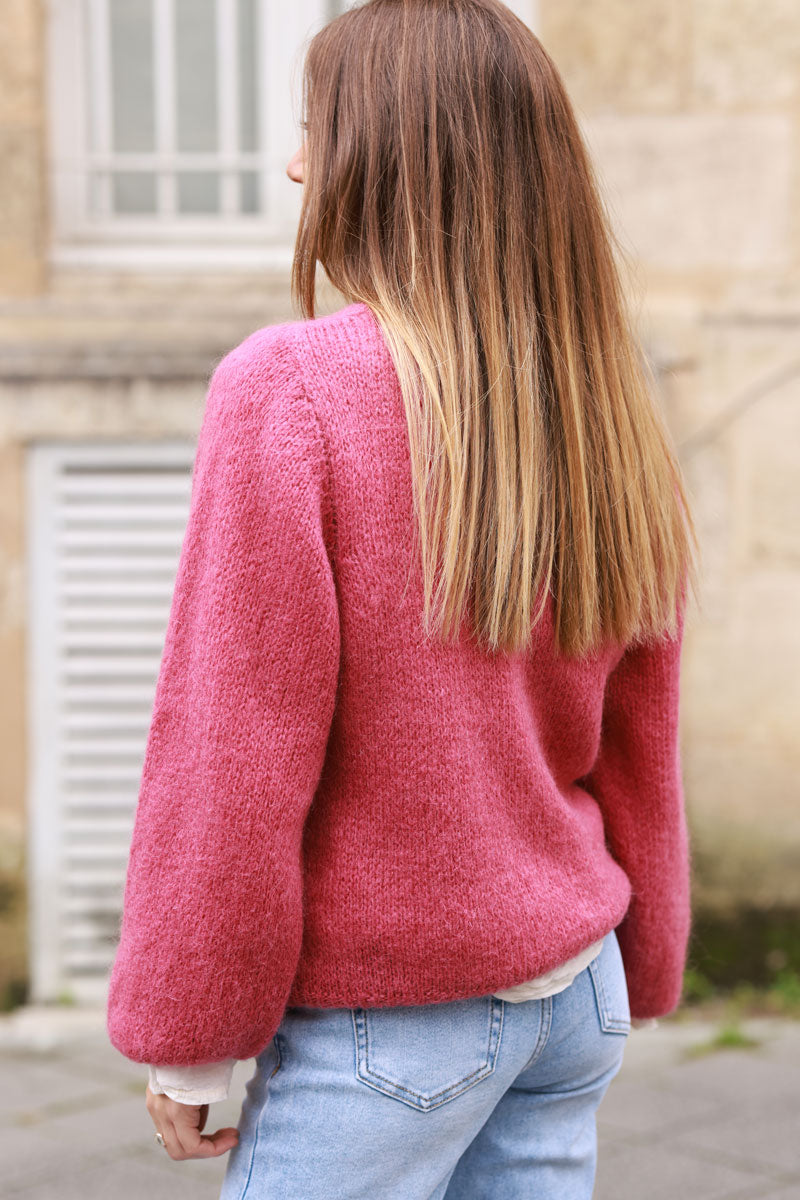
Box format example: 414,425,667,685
154,1131,167,1148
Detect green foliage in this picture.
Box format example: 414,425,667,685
684,1019,761,1058
682,966,715,1003
0,877,19,916
0,976,28,1013
764,968,800,1015
680,907,800,1018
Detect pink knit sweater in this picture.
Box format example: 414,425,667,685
106,300,692,1068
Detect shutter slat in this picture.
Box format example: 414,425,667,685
62,581,174,600
63,844,131,863
63,873,130,894
64,713,152,731
63,658,166,678
64,764,149,785
63,794,146,811
57,529,188,550
57,473,192,495
62,950,125,971
61,631,169,650
60,499,189,518
64,685,156,705
63,817,134,837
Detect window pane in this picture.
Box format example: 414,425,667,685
110,171,158,214
238,0,258,153
177,171,220,213
109,0,155,152
240,170,259,213
175,0,218,152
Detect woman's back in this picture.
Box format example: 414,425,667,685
106,299,689,1067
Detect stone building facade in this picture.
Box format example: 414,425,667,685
0,0,797,1006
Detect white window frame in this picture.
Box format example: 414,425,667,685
45,1,537,271
45,0,336,270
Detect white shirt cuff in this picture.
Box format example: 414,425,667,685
147,1058,237,1105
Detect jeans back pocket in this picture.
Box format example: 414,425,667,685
587,927,631,1034
352,995,504,1112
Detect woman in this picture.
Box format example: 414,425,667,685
106,1,700,1196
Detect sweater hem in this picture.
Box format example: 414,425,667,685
285,915,629,1010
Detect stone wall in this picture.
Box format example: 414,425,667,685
0,0,47,296
543,0,800,912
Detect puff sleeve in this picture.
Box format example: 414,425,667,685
581,593,692,1019
106,324,340,1065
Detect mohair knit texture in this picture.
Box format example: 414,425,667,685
106,300,692,1068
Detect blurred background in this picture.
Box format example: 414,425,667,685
1,0,799,1027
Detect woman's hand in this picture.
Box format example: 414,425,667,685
145,1084,240,1159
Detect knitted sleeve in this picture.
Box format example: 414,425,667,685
582,594,692,1020
106,324,340,1065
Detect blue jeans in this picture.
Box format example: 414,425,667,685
219,926,630,1200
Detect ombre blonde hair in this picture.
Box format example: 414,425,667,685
291,0,700,658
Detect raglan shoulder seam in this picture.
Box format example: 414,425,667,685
204,316,342,560
283,322,338,563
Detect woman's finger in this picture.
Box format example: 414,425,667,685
146,1087,183,1159
146,1087,239,1160
156,1113,186,1160
170,1106,239,1159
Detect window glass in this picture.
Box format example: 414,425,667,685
238,0,259,154
240,170,260,213
175,0,218,153
109,0,155,153
177,171,221,214
110,171,158,214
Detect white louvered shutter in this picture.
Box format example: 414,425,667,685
27,441,195,1004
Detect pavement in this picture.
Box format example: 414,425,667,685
1,1006,798,1199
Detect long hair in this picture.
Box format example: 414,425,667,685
291,0,700,658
